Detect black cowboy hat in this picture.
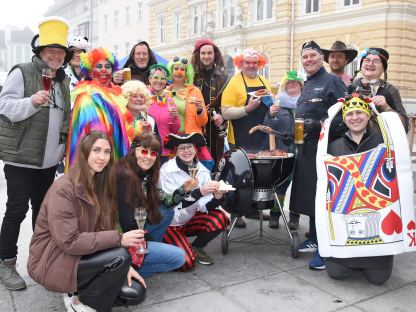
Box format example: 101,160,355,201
164,133,206,150
322,41,358,64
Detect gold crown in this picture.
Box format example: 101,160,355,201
342,96,371,119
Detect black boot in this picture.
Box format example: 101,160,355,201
288,211,300,230
268,212,280,229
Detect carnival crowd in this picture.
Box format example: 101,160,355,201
0,16,411,312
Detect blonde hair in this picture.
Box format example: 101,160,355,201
121,80,152,107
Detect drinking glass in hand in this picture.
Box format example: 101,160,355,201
41,68,52,92
134,207,148,254
188,163,199,179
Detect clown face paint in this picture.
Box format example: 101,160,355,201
92,60,113,86
172,64,186,79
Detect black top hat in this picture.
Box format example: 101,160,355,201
164,133,206,150
322,41,358,64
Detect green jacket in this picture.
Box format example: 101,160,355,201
0,57,71,166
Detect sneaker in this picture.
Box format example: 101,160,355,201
0,257,27,290
68,298,97,312
298,239,318,253
234,216,247,228
309,251,326,270
193,247,214,265
63,293,77,310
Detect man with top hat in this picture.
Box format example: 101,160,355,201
290,40,347,270
0,17,72,290
191,38,229,168
221,48,273,227
160,133,230,271
326,93,394,285
322,41,358,86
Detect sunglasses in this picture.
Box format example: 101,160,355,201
139,148,158,157
173,56,188,64
151,75,167,81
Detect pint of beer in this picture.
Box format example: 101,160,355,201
123,68,132,81
294,118,304,144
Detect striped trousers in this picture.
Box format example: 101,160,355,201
163,210,230,271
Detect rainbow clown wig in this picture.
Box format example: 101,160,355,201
80,47,119,78
167,56,195,85
233,48,268,70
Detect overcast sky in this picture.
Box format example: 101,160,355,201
1,0,55,32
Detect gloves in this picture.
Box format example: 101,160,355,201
303,118,321,134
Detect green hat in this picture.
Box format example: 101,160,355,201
149,63,170,77
281,70,303,91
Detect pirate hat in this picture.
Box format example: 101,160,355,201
164,133,206,150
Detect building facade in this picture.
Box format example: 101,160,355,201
147,0,416,106
0,26,34,75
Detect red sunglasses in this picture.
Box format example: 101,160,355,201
139,149,158,157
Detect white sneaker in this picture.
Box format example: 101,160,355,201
63,293,77,310
67,297,97,312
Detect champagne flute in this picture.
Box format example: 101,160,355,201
41,68,52,92
134,207,148,254
186,163,199,201
168,101,175,125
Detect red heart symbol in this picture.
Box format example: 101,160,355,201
356,181,364,188
361,190,369,197
408,220,416,231
347,164,354,170
369,196,377,204
379,200,387,208
352,172,359,178
340,158,347,164
382,210,403,235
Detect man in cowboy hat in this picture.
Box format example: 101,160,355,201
0,17,71,291
322,40,358,86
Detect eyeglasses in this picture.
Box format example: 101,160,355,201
362,58,382,65
70,49,85,55
151,75,167,81
177,144,194,152
139,148,158,157
173,56,188,64
94,63,112,70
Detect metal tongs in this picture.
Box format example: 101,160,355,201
249,125,293,140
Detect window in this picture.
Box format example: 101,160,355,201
137,1,143,22
190,4,203,36
125,7,130,26
173,10,180,40
345,44,360,78
157,15,166,44
255,0,273,22
305,0,319,14
221,0,235,28
344,0,360,6
114,10,119,28
78,22,90,38
125,42,130,56
104,14,108,32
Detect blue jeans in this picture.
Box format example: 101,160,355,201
138,241,185,278
145,204,174,242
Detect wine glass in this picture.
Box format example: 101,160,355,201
134,207,148,254
188,163,199,179
41,68,52,92
168,101,175,125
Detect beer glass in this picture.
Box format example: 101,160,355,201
123,68,132,81
294,118,304,144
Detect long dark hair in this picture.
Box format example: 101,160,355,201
75,131,116,231
115,133,161,224
191,44,225,74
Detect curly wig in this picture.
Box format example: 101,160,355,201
80,47,119,78
233,48,267,70
121,80,152,108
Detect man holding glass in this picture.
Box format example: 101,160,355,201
289,41,347,270
0,17,71,291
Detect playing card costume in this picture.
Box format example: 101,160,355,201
316,94,416,284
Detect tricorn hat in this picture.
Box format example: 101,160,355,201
164,133,206,150
322,41,358,64
31,17,72,65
